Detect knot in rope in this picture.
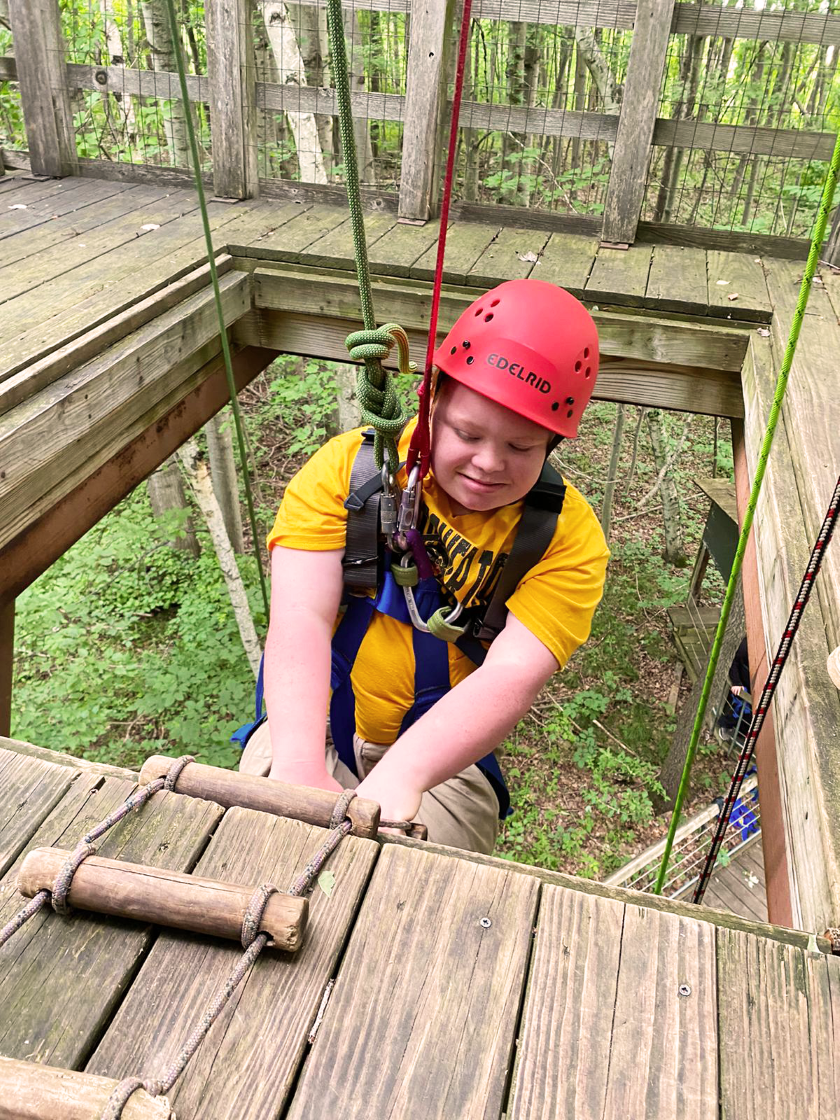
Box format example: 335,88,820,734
241,883,279,949
345,323,414,472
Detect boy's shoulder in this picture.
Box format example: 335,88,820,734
549,479,609,559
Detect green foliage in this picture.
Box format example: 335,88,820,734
12,489,258,771
257,356,342,456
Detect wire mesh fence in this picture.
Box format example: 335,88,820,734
0,2,25,153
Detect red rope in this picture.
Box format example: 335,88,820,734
406,0,475,479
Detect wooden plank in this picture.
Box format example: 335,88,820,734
87,808,378,1119
300,211,396,271
229,204,348,263
459,101,617,144
671,3,840,46
0,347,276,604
206,0,258,200
0,601,10,737
0,745,79,878
694,476,738,521
399,0,453,220
652,117,837,163
0,272,251,551
508,888,625,1119
0,183,166,271
0,189,200,306
602,0,676,244
367,218,442,277
586,246,653,307
806,946,840,1111
534,232,599,297
0,1057,173,1120
465,226,551,288
0,179,127,241
717,928,824,1119
0,256,235,415
0,777,223,1066
0,198,298,383
637,219,811,261
0,734,138,779
287,843,538,1119
476,0,637,29
707,253,774,325
409,221,500,284
646,245,710,315
740,334,840,932
7,0,77,177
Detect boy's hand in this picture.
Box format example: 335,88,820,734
355,771,422,828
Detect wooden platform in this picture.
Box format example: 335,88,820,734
702,836,768,925
1,736,837,1119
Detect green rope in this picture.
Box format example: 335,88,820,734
162,0,268,622
325,0,410,473
653,129,840,896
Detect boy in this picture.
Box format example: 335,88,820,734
240,279,609,854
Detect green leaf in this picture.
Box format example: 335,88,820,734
318,870,337,898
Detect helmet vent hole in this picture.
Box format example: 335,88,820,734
450,346,457,355
574,361,582,372
474,308,483,317
584,347,590,359
490,298,500,307
484,313,494,322
466,355,475,365
567,409,574,418
462,340,471,349
551,402,559,412
566,396,575,404
585,367,591,378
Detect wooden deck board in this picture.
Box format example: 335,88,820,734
646,245,710,315
0,747,79,878
286,843,539,1119
536,232,599,297
88,808,378,1120
465,225,550,288
586,245,653,307
0,777,222,1068
367,218,442,276
707,251,772,322
0,178,132,241
410,220,499,284
235,203,348,263
302,210,396,271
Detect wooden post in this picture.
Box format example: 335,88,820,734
7,0,78,177
0,1056,173,1120
0,599,12,739
398,0,455,222
139,755,382,837
18,847,308,952
601,0,676,246
205,0,258,199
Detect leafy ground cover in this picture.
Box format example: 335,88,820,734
11,355,736,880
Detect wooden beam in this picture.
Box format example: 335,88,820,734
602,0,677,246
731,419,792,930
7,0,78,177
0,1056,172,1120
203,0,258,200
0,346,276,605
0,601,12,738
398,0,454,221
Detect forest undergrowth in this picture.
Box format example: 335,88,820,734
11,354,740,881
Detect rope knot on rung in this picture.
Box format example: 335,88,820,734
330,788,358,830
164,753,195,791
51,842,96,916
241,883,279,949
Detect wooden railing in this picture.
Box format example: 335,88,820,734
4,0,840,246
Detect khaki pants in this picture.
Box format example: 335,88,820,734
239,720,499,855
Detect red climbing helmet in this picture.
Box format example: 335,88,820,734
433,278,599,438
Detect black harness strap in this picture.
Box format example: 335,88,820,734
343,431,381,589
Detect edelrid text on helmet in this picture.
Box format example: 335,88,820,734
433,278,599,438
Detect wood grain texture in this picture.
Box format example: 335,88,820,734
466,226,551,287
0,1056,173,1120
88,808,378,1120
586,245,653,306
717,927,827,1119
399,0,454,220
301,211,396,271
602,0,677,244
0,272,251,552
740,334,840,932
286,843,539,1120
0,747,79,878
512,896,718,1120
536,233,599,296
0,179,132,244
367,219,443,276
410,220,500,284
645,245,710,315
206,0,258,200
707,251,772,323
0,734,137,779
0,777,222,1067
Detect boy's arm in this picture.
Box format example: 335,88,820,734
355,614,558,821
264,545,345,790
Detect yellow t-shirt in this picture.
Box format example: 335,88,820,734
268,421,609,744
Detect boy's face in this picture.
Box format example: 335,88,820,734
431,379,551,515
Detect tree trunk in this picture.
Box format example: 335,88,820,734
177,440,262,677
140,0,191,166
259,1,327,184
574,26,621,163
101,0,140,160
147,455,201,556
647,409,686,566
287,3,333,176
504,22,529,205
600,404,625,542
653,30,704,224
462,34,480,202
206,411,244,554
343,7,375,184
253,1,279,174
656,579,745,810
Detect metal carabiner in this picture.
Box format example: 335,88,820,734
395,464,422,549
380,464,399,546
401,551,464,636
